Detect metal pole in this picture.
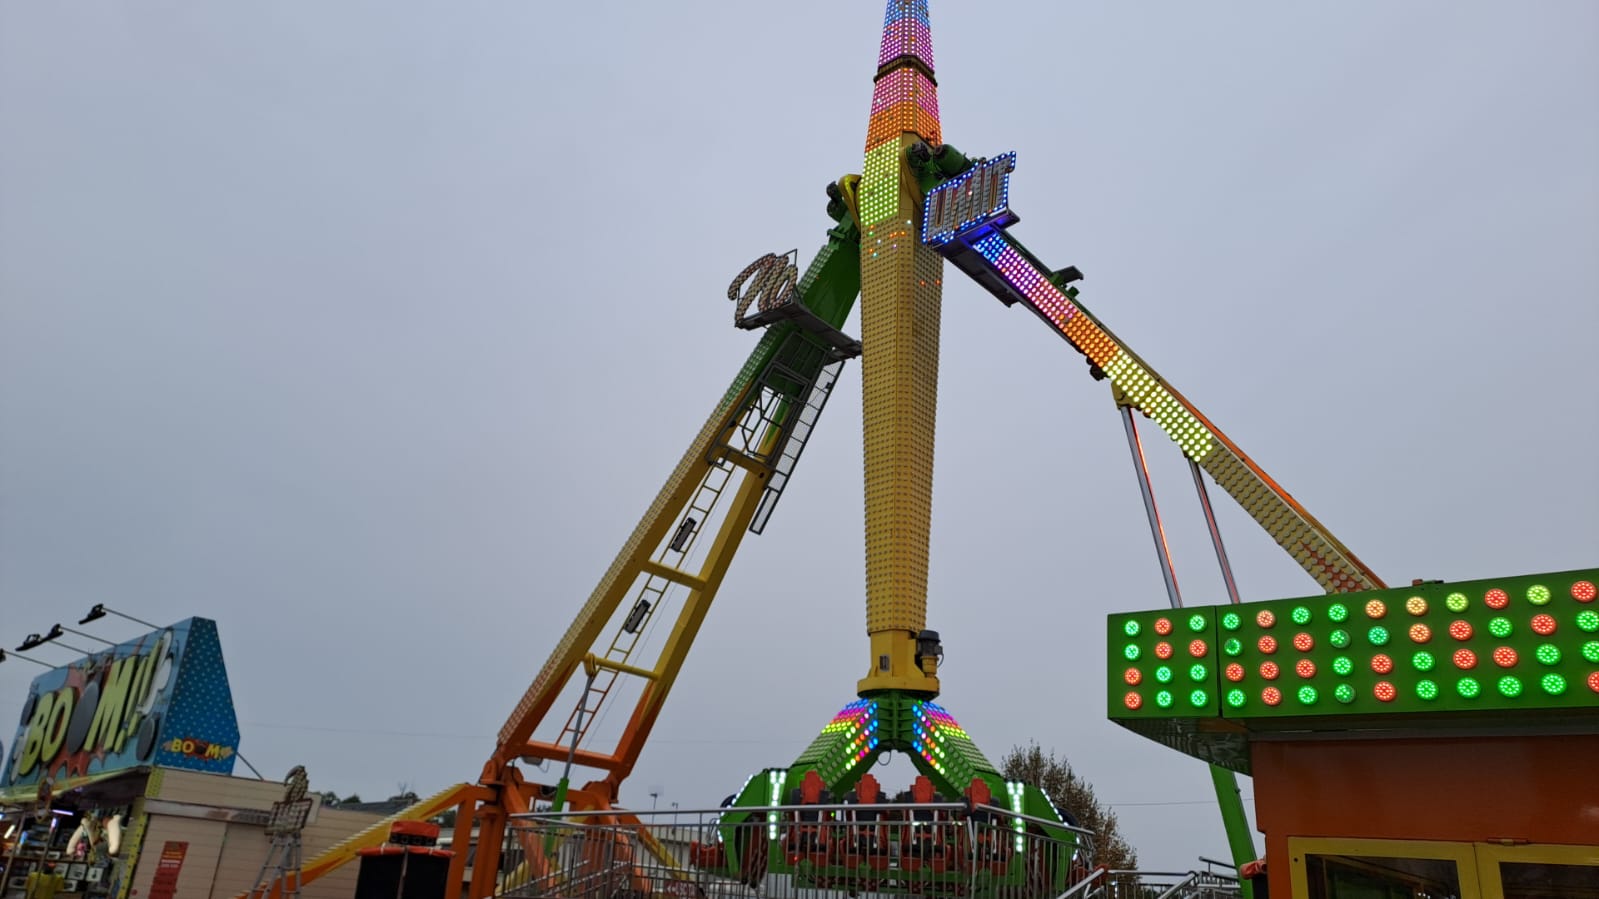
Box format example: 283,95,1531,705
1120,407,1181,607
1189,460,1242,605
1120,407,1257,899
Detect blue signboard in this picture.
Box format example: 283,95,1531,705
2,617,239,791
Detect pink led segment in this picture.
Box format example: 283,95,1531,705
1485,588,1510,610
1573,581,1597,602
1530,614,1557,636
878,2,935,71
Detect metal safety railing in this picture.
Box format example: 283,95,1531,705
1057,863,1241,899
497,803,1097,899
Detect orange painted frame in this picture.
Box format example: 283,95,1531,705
1252,733,1599,898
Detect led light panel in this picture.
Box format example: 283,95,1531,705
1109,568,1599,724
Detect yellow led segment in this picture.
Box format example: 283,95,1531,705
1103,354,1215,461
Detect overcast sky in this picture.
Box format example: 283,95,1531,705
3,0,1595,874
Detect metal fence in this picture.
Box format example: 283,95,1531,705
497,804,1096,899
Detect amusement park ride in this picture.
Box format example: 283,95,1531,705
260,2,1593,898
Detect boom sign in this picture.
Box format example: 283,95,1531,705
728,251,799,327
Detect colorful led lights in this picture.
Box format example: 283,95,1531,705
1295,659,1316,678
1365,599,1387,619
1458,677,1481,698
1405,596,1428,616
1327,603,1349,623
1367,625,1390,646
1189,663,1207,682
1453,648,1477,670
1154,617,1173,636
1124,667,1143,685
1488,617,1513,638
1155,641,1174,659
1530,613,1556,636
1374,682,1396,702
1371,654,1394,675
1526,584,1550,605
1155,690,1174,708
1330,629,1351,649
1416,679,1439,700
1333,656,1353,676
1188,613,1206,632
1226,689,1246,708
1297,686,1318,705
1189,689,1208,708
1256,610,1276,629
1224,638,1243,656
1449,620,1474,641
1262,687,1282,706
1291,606,1312,625
1579,611,1599,632
1124,692,1142,710
1259,661,1280,680
1573,581,1597,602
1485,588,1510,610
1534,644,1560,666
1155,665,1173,683
1222,612,1241,631
1334,684,1355,703
1124,643,1141,660
1493,647,1519,668
1258,635,1278,654
1445,592,1469,612
1408,623,1432,643
1589,671,1599,693
1497,676,1522,698
1224,663,1245,682
1540,673,1566,695
1583,641,1599,663
1293,632,1314,652
1412,650,1435,672
1189,639,1209,658
1123,620,1141,637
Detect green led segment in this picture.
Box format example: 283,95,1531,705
1417,679,1439,701
1368,626,1390,646
1527,584,1551,605
1327,603,1349,623
1445,592,1469,612
1297,686,1318,705
1330,629,1350,649
1541,673,1566,695
1489,617,1513,638
1222,612,1241,631
1189,689,1208,708
1584,641,1599,664
1333,656,1353,676
1224,638,1242,656
1291,606,1312,625
1498,676,1522,698
1226,689,1246,708
1334,684,1355,704
1577,611,1599,632
1107,608,1219,720
1458,677,1481,699
1412,650,1435,672
1536,644,1561,665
